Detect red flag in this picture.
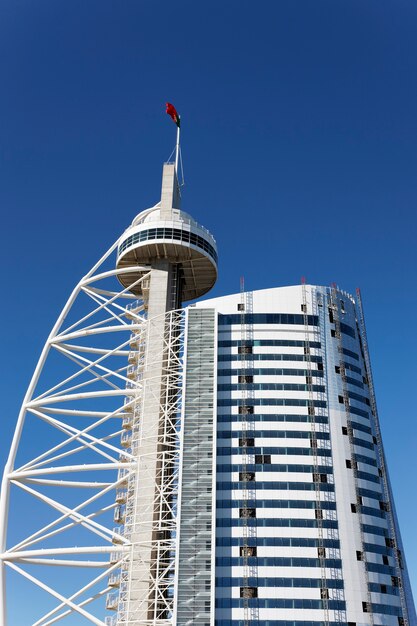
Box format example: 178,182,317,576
166,102,181,128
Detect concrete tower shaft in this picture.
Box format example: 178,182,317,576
113,163,217,625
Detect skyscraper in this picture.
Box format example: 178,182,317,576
187,284,417,626
0,157,415,626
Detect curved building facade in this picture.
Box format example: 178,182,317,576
175,284,417,626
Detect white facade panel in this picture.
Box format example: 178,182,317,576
194,284,416,626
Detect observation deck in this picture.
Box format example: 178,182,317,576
116,204,217,301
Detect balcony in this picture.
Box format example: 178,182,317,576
122,415,132,429
109,551,122,564
120,432,131,448
108,573,121,588
112,527,125,544
127,365,136,380
130,333,140,348
114,506,125,524
105,593,118,611
115,489,127,504
123,397,134,413
128,350,137,364
125,300,141,320
117,469,129,487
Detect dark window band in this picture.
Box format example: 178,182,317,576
218,339,321,348
216,481,335,492
218,399,326,408
217,430,330,440
118,227,218,263
218,368,324,378
216,464,334,473
216,518,338,529
216,447,332,457
215,576,344,588
219,313,318,326
217,414,329,424
218,383,326,393
216,557,342,567
218,354,323,363
215,598,346,610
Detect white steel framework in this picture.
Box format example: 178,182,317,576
0,237,185,626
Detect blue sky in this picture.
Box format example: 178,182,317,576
1,0,417,613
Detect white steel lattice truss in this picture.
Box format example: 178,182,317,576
0,239,185,626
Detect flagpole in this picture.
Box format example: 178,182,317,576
175,122,180,174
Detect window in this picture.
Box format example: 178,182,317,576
240,546,257,557
301,304,307,312
346,459,352,469
382,555,389,565
313,473,327,483
317,547,326,558
306,375,312,385
239,508,256,518
380,584,387,594
239,405,254,414
342,426,348,435
362,601,371,613
373,436,377,445
255,454,271,464
351,503,357,513
237,303,245,311
308,406,315,416
335,365,341,374
320,588,329,599
239,437,254,447
379,501,389,512
356,551,363,561
385,538,395,548
317,362,324,371
239,472,255,482
310,436,318,448
328,308,334,323
238,375,253,384
338,395,345,404
240,587,257,598
397,550,404,568
315,508,323,520
391,576,400,588
238,345,253,354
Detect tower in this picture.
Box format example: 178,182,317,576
0,159,217,626
0,151,415,626
112,163,217,623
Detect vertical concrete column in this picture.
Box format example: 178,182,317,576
124,163,181,623
124,261,177,622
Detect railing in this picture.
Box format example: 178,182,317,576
115,489,127,504
109,551,123,564
132,203,215,239
112,526,125,543
105,593,118,610
108,573,121,588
